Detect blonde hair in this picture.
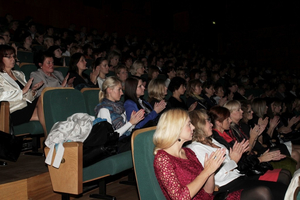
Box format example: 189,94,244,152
98,76,121,102
153,109,189,155
189,109,213,145
186,79,202,98
130,60,144,75
223,100,241,113
148,78,166,102
251,98,267,118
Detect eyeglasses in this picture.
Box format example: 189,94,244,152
3,54,16,59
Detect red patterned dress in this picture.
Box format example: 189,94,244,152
154,148,242,200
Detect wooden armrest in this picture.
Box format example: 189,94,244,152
44,142,83,195
0,101,10,133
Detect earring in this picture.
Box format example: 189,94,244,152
178,138,181,142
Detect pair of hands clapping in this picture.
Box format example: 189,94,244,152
153,100,167,114
22,78,43,95
203,148,226,176
229,139,249,163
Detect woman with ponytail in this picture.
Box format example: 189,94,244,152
94,76,145,152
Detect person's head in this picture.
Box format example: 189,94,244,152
47,45,62,58
37,51,54,75
0,45,16,72
107,50,121,67
277,82,286,93
189,69,200,80
156,56,164,68
199,71,207,82
93,57,109,76
176,68,185,79
99,76,122,102
241,100,253,122
202,81,215,97
130,60,144,76
209,106,231,131
214,84,224,98
125,77,145,101
168,76,186,94
148,78,167,101
9,20,19,31
228,79,238,93
44,36,54,48
153,108,191,154
70,44,83,55
35,32,44,44
54,36,61,46
28,22,36,33
69,53,86,72
115,65,128,82
46,26,54,36
83,43,93,56
0,28,10,44
0,37,5,45
148,65,160,80
224,100,243,123
211,71,220,83
189,109,213,144
237,85,246,96
123,55,133,68
268,98,282,116
164,65,176,79
251,98,268,118
186,79,202,97
20,32,32,46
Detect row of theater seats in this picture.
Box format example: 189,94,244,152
40,86,170,199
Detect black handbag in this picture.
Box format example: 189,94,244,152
237,154,273,176
0,127,23,162
83,120,119,167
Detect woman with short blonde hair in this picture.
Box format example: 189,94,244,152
148,78,167,103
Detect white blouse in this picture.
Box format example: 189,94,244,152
187,139,243,187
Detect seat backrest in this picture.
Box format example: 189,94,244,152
19,63,38,81
41,87,87,135
17,51,34,63
54,66,69,77
131,127,165,200
81,88,100,116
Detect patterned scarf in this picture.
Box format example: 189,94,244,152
94,98,127,131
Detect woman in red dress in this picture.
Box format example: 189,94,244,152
153,108,243,200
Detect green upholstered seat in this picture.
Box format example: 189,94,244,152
54,66,69,77
42,87,86,134
19,64,38,81
17,51,34,63
63,56,71,66
83,69,92,77
81,88,100,116
85,59,94,69
132,127,165,200
83,150,132,182
14,121,43,136
32,44,44,52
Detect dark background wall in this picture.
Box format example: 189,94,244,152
1,0,300,70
